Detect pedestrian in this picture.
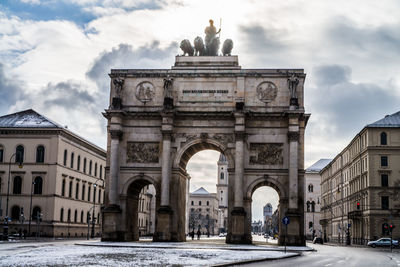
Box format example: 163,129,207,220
191,230,194,240
197,229,201,240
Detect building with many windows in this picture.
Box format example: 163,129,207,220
304,159,331,240
0,109,106,238
320,111,400,244
137,184,156,237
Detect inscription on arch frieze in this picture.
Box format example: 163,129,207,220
174,133,235,147
249,143,283,165
127,142,159,163
256,81,278,103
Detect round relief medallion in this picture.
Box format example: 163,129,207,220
256,81,278,103
135,82,155,103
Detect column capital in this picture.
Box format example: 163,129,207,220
287,131,299,142
109,130,123,140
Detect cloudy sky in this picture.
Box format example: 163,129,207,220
1,0,400,221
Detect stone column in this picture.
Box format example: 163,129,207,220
161,132,172,206
109,130,122,206
234,132,244,208
288,131,299,210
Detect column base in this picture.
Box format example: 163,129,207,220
153,205,173,242
278,210,305,246
101,205,124,241
226,207,251,244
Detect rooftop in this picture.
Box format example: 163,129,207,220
0,109,62,128
367,111,400,128
306,159,332,173
191,187,210,195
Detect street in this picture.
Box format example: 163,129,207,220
240,242,400,267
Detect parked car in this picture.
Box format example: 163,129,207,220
313,237,323,244
367,238,399,248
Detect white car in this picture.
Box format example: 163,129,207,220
367,238,398,248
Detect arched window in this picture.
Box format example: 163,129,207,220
77,155,81,171
36,145,45,163
98,189,101,203
13,176,22,194
93,187,97,202
0,144,4,162
94,163,97,177
206,201,209,206
75,182,79,199
380,132,387,145
69,180,73,198
311,201,316,212
81,210,84,223
309,221,313,229
87,211,90,223
100,165,103,179
60,208,64,222
89,160,92,175
88,186,91,201
199,201,202,206
191,201,194,205
308,184,314,192
306,201,311,212
11,206,20,221
63,149,67,166
70,152,74,168
82,184,86,200
83,158,87,173
67,209,71,222
16,145,24,163
33,176,43,195
61,179,66,196
32,206,41,220
220,172,224,180
74,210,78,223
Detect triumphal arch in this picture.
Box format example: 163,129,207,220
102,32,309,246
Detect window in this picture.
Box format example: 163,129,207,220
63,149,68,166
94,163,97,177
381,196,389,210
87,212,90,223
83,158,87,173
191,201,194,205
88,186,91,201
309,221,313,229
11,206,20,220
381,174,389,187
100,165,103,179
308,184,314,192
32,206,41,220
75,182,79,199
77,156,81,171
67,209,71,222
81,211,84,223
206,201,209,206
70,152,74,168
381,156,388,167
69,180,73,198
306,201,311,212
16,145,24,163
61,179,66,196
98,189,101,203
13,176,22,194
311,201,316,212
33,176,43,195
60,208,64,222
82,184,86,200
74,210,78,223
93,187,96,202
89,160,92,175
36,145,45,163
199,201,201,206
0,145,3,162
220,172,224,180
380,132,387,145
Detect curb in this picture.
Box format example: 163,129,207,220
210,253,301,267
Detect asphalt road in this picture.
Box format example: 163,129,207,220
240,243,400,267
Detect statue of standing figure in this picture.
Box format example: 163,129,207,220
288,73,299,106
204,19,221,56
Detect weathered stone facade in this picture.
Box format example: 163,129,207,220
102,56,309,245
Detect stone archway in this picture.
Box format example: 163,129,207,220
102,55,309,246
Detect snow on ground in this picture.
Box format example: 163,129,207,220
0,243,298,267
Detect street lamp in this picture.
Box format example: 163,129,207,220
91,183,97,238
3,153,23,240
28,179,36,236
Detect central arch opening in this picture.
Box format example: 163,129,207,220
184,148,231,242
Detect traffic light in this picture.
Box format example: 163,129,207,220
389,224,395,232
356,202,360,210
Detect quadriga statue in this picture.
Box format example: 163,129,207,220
180,39,194,56
222,39,233,56
194,36,205,56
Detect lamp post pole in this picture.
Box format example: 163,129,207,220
3,153,21,240
28,179,35,236
91,184,97,238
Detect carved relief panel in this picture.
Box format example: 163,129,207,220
127,142,160,163
249,143,283,165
